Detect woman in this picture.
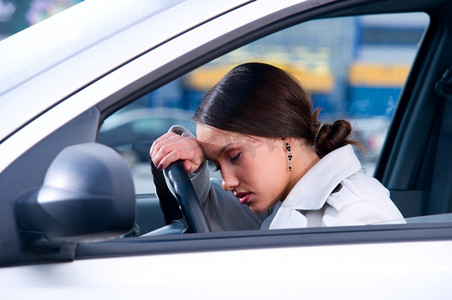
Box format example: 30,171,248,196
150,62,403,231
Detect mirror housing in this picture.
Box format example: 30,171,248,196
16,143,136,243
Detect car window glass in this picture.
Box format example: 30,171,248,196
98,12,429,195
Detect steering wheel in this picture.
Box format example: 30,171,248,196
151,160,211,233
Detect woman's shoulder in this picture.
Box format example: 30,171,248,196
324,172,404,225
344,172,390,198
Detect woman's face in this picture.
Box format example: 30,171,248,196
196,124,293,213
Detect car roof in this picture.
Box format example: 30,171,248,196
0,0,251,143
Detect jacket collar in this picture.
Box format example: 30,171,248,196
283,144,361,210
265,145,361,230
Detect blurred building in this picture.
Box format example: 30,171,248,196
180,13,429,119
0,0,82,40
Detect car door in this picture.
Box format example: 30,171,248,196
1,0,452,299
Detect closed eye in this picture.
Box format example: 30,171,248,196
212,152,240,172
231,152,241,161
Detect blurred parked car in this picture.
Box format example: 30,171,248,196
98,108,195,165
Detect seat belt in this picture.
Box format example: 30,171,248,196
428,66,452,214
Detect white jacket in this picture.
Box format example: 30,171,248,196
173,126,404,231
260,144,404,229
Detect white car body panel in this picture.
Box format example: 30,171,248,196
0,0,250,143
2,241,452,299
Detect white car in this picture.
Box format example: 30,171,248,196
1,0,452,299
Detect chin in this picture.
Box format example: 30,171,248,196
248,205,265,214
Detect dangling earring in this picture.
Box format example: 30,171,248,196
286,142,292,172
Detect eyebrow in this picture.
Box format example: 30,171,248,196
205,143,233,162
218,143,233,156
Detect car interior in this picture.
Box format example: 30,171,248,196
109,0,452,236
106,4,452,235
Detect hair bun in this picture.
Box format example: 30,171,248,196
314,120,353,158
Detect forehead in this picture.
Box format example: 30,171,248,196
196,124,278,157
196,124,243,145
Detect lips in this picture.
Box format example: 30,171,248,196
235,192,251,205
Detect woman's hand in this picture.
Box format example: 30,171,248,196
150,132,205,173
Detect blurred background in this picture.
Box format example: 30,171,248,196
0,0,82,40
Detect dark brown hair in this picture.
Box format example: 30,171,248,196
194,62,359,158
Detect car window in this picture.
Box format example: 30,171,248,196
98,12,429,195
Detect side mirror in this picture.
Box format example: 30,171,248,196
16,143,136,243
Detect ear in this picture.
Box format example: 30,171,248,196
282,137,296,150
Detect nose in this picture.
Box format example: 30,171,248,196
221,167,239,191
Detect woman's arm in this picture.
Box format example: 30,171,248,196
189,161,270,231
151,126,270,231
